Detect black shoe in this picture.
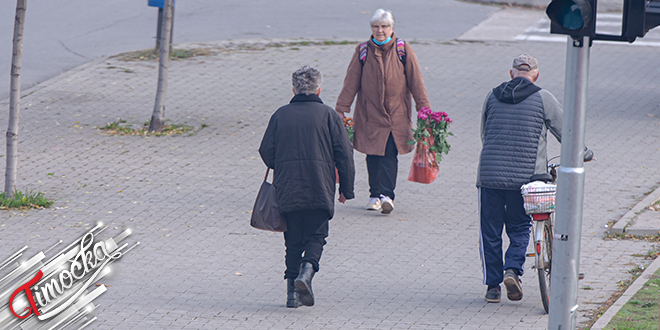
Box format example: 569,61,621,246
286,278,299,308
294,262,316,306
485,285,501,303
503,269,523,301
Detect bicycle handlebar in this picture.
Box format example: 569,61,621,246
584,147,594,162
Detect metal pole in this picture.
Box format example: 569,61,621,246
155,7,163,51
170,7,175,53
155,6,174,53
548,36,590,330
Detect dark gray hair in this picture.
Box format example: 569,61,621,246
292,66,323,95
370,9,395,28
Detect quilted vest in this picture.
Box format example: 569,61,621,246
479,92,545,189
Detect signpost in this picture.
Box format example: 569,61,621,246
148,0,175,52
545,0,660,328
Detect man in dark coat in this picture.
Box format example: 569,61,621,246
259,66,355,308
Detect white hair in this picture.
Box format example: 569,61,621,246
370,9,395,28
292,66,323,95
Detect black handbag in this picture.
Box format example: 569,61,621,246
250,168,287,232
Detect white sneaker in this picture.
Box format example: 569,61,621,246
380,195,394,214
366,197,381,210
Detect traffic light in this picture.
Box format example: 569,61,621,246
621,0,660,42
546,0,596,41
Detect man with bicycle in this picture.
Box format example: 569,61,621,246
476,54,564,303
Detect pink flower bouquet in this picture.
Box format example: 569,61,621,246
407,107,453,184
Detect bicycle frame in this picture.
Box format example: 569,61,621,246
525,157,589,313
523,161,559,314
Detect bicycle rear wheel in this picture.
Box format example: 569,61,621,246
536,219,552,313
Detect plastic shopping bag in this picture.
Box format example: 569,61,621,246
407,141,439,184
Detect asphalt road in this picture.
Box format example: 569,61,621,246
0,0,497,101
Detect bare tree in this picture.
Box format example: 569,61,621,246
5,0,27,195
149,0,173,133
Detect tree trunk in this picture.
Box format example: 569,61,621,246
5,0,27,196
149,0,172,133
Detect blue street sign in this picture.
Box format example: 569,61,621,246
148,0,175,8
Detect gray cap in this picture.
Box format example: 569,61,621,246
512,54,538,71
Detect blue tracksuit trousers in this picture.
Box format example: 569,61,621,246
479,187,531,286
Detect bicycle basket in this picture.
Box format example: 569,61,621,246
521,182,557,214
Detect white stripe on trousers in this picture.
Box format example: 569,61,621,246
477,187,488,285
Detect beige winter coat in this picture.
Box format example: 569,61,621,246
336,34,431,156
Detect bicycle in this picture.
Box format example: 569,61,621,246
521,162,559,314
522,151,593,313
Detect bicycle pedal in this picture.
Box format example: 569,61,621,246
579,273,585,280
526,253,536,257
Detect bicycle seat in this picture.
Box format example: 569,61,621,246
529,173,553,183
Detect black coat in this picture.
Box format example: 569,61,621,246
259,94,355,218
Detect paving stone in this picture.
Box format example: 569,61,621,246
0,39,657,329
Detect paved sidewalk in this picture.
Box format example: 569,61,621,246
0,38,659,329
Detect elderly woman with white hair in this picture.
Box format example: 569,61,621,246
259,66,355,308
336,9,431,214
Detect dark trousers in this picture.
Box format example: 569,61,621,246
366,133,399,199
283,209,330,280
479,187,531,286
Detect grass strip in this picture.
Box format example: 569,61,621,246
100,120,199,136
602,266,660,329
115,48,215,61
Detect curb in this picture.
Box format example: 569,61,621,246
467,0,549,8
1,37,454,106
463,0,622,11
610,187,660,234
0,56,109,105
590,254,660,329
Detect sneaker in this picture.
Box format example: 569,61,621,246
485,285,501,303
380,195,394,214
366,197,381,210
503,269,523,301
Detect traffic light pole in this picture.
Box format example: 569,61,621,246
548,36,590,330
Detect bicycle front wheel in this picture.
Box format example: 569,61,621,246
536,219,552,313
